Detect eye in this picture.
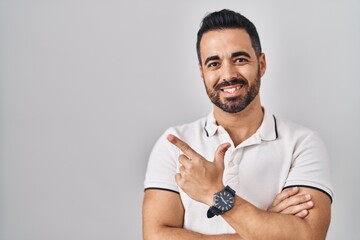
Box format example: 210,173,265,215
234,58,248,63
207,62,220,68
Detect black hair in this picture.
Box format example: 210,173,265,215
196,9,262,64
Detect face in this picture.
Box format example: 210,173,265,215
199,28,266,113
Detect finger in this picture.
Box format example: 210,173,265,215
175,173,182,186
179,165,186,175
213,143,231,168
281,201,314,215
167,134,200,159
283,194,312,210
270,193,312,213
178,154,191,167
295,209,309,218
269,187,299,209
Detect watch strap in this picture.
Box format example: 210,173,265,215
207,205,222,218
225,185,236,196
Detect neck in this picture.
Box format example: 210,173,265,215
213,96,264,146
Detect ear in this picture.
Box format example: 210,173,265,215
198,63,205,81
259,53,267,77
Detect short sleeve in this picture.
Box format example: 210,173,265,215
144,129,180,193
284,132,334,201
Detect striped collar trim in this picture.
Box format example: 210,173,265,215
204,109,278,141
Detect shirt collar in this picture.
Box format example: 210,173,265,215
204,108,278,141
204,110,218,137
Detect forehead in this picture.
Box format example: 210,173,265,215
200,28,254,61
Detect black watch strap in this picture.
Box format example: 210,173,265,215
225,185,236,196
207,205,222,218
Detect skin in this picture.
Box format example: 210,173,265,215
142,28,329,239
199,29,265,146
143,187,313,240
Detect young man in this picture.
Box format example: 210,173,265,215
143,9,333,239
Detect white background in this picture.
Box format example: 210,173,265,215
1,0,359,239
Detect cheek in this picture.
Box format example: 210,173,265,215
203,73,218,88
240,67,259,82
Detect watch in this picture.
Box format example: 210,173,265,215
207,185,236,218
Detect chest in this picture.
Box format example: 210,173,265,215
189,139,294,209
179,138,295,234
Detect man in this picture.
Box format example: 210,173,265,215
143,9,333,239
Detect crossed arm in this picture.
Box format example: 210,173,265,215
221,188,330,240
143,186,315,240
142,134,331,239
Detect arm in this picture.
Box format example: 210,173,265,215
142,186,314,240
223,187,331,240
142,189,241,240
167,134,331,240
268,186,314,218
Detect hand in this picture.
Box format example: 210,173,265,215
267,187,314,218
167,134,231,206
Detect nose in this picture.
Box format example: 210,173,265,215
221,62,238,81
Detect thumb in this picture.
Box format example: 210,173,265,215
214,143,231,168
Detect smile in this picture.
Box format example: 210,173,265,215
222,86,241,93
220,84,244,93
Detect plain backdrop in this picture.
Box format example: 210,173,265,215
1,0,359,239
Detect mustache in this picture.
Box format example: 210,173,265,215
214,78,248,91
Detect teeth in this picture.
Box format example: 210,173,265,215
223,86,240,93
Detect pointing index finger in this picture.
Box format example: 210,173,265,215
167,134,199,159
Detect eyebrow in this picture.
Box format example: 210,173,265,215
204,55,220,66
203,51,252,66
231,51,251,59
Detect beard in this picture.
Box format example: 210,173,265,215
204,68,261,114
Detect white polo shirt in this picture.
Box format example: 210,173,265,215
144,109,333,234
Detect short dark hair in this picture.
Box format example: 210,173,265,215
196,9,262,64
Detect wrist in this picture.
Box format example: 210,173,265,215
205,184,225,206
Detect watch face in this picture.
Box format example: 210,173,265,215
214,190,234,212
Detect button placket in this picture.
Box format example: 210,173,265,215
224,147,243,185
217,127,235,185
218,127,234,160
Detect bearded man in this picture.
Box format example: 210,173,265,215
143,9,333,240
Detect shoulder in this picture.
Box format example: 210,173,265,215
274,116,333,199
274,116,322,142
274,115,329,160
